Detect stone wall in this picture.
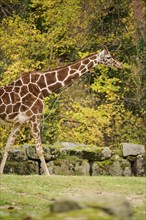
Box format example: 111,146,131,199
0,142,145,176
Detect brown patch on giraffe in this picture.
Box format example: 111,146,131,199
70,69,76,74
36,75,46,89
0,87,4,96
13,102,21,113
30,73,40,83
41,88,51,97
80,67,87,73
20,104,29,112
20,85,28,97
22,74,30,84
8,113,18,120
32,123,38,133
11,93,20,104
13,79,23,87
38,93,44,99
4,87,12,93
82,59,90,65
90,55,97,60
1,93,11,104
79,65,85,71
0,104,6,113
31,99,43,114
6,105,13,114
26,109,33,117
46,72,57,85
87,61,94,69
22,94,36,107
57,68,68,81
13,87,20,93
48,82,62,92
28,83,41,97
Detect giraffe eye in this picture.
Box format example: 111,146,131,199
107,56,111,59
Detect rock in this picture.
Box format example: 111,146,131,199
134,155,146,176
92,160,112,176
69,146,103,161
109,157,131,176
4,161,38,175
25,145,60,161
61,143,110,163
124,166,132,176
7,147,28,161
47,157,90,175
101,147,112,160
92,157,131,176
51,198,83,213
122,143,145,157
51,194,133,220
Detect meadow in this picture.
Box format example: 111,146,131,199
0,175,145,219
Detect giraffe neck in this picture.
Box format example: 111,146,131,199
38,52,100,97
8,49,122,98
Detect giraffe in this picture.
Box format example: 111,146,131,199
0,48,123,175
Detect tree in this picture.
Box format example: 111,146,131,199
129,0,146,119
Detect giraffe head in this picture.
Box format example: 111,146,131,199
99,47,123,69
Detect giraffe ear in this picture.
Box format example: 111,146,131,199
100,50,105,58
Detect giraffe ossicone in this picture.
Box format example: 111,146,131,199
0,48,123,175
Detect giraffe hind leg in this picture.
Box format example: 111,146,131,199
0,123,21,175
29,116,50,176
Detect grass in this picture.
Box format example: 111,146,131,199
0,175,145,219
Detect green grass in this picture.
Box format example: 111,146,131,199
0,175,145,219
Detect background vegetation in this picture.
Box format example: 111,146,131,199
0,0,146,147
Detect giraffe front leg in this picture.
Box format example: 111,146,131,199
0,123,21,175
30,116,50,176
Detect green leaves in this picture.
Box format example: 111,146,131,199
0,0,145,147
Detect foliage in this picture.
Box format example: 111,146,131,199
0,16,50,85
0,0,145,148
58,98,146,146
58,100,111,145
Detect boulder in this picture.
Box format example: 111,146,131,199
0,147,28,162
51,194,133,220
92,160,112,176
108,156,131,176
47,157,90,175
8,148,28,161
4,161,38,175
25,144,60,161
134,155,146,176
101,147,112,160
92,156,131,176
69,145,104,161
122,143,145,157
